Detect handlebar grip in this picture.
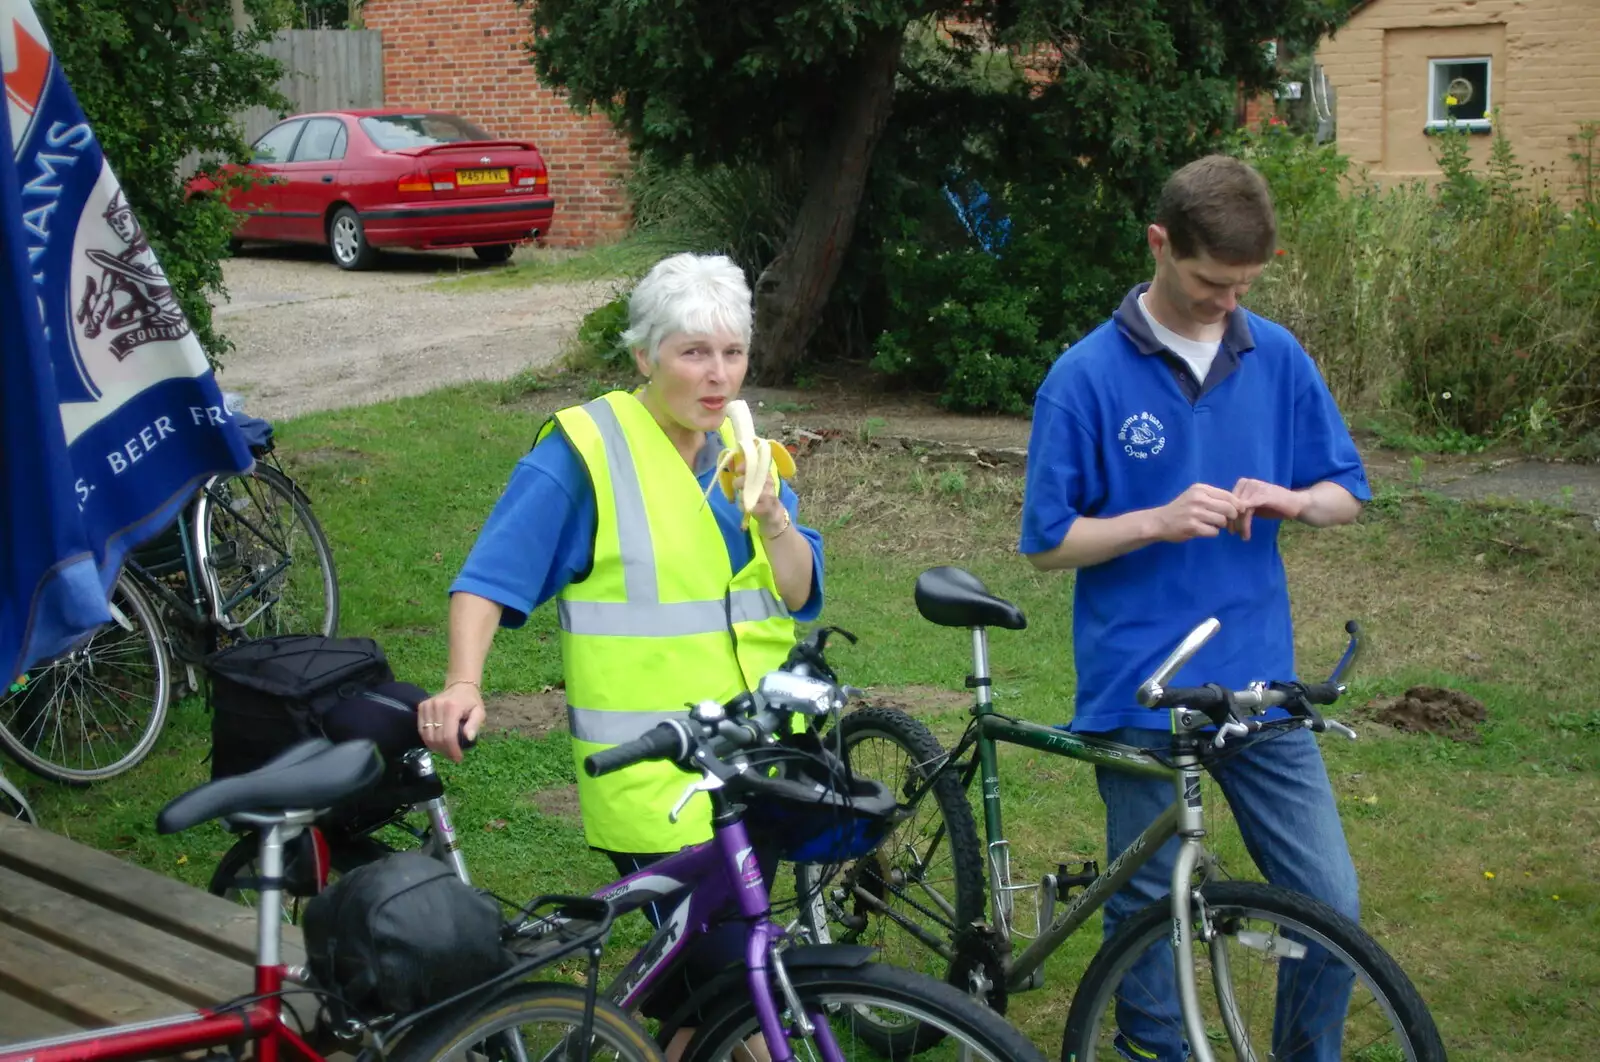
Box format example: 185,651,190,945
583,723,685,778
1149,686,1227,711
1298,682,1343,706
459,719,478,752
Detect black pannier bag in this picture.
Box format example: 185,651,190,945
302,850,515,1019
205,634,395,780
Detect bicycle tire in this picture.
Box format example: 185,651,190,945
796,704,986,1053
0,572,171,785
199,462,339,640
387,982,664,1062
0,769,35,824
680,959,1046,1062
1062,880,1446,1062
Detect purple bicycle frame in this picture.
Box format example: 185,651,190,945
590,810,845,1062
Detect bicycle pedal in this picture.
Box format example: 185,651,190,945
1055,859,1099,901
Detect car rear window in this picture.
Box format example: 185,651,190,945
359,114,495,150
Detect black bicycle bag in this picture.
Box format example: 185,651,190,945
205,634,394,780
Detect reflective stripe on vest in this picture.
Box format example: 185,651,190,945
557,587,787,637
544,390,798,853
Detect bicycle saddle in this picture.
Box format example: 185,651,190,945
156,738,384,835
914,566,1028,631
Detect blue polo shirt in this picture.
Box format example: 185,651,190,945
454,429,825,628
1019,283,1370,733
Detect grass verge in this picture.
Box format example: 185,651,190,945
15,383,1599,1060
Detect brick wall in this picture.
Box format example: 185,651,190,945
361,0,631,247
1316,0,1600,200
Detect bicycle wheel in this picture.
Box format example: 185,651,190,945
1062,881,1446,1062
0,572,171,784
796,705,986,1052
0,768,35,824
388,982,664,1062
680,959,1046,1062
199,462,338,640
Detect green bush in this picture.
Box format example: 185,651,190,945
40,0,289,367
1239,118,1600,450
864,172,1147,413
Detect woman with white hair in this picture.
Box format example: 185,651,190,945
418,251,822,1056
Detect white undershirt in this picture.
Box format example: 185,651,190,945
1138,292,1221,386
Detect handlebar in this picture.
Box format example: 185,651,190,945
1134,619,1365,749
580,627,868,818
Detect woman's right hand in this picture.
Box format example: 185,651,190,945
418,681,486,763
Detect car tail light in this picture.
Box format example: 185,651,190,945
397,174,432,194
512,166,546,190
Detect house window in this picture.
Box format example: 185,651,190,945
1427,57,1490,131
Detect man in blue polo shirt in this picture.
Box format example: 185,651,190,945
1021,155,1370,1061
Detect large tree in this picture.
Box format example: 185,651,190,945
526,0,1361,383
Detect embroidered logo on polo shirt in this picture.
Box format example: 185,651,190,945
1117,411,1166,459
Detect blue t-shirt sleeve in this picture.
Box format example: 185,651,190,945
779,480,826,623
1019,385,1105,555
1289,349,1372,502
450,432,596,628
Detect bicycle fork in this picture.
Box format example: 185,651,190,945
1167,748,1255,1062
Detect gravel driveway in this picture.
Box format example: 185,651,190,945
210,245,615,421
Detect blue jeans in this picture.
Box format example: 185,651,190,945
1093,726,1361,1062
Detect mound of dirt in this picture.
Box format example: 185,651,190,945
1364,685,1488,742
484,689,567,737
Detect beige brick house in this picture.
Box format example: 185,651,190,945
1315,0,1600,198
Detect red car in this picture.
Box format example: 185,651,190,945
190,109,555,269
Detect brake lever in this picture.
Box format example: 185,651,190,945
1212,720,1252,748
670,773,725,823
1323,719,1358,741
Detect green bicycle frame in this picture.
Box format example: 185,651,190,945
952,625,1221,1022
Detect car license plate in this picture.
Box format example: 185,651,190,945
457,168,509,186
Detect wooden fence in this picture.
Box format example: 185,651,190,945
238,28,385,144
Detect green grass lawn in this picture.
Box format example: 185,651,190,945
16,379,1600,1059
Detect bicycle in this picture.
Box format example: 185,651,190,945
0,397,339,785
802,565,1447,1062
0,736,666,1062
550,658,1052,1062
196,632,1046,1061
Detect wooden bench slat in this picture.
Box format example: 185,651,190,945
0,989,79,1043
0,920,192,1031
0,865,258,1008
0,819,304,964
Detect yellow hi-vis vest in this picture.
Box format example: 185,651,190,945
535,390,799,853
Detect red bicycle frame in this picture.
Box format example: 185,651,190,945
1,807,328,1062
0,964,324,1062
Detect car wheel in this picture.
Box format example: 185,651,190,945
472,243,516,264
328,206,377,271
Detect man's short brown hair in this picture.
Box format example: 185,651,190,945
1154,155,1277,264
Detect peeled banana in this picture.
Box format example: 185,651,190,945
703,399,796,527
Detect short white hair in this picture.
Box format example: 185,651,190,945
621,252,753,364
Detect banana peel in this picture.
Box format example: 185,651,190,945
703,399,795,528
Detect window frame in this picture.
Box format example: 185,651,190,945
1426,55,1492,133
250,118,308,165
289,117,347,164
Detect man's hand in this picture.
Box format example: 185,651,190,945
1228,478,1309,541
417,681,485,763
1154,483,1245,543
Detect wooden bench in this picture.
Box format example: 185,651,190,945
0,818,315,1045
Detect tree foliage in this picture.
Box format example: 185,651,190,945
527,0,1365,396
35,0,289,366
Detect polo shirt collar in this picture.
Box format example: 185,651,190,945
1113,281,1256,357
